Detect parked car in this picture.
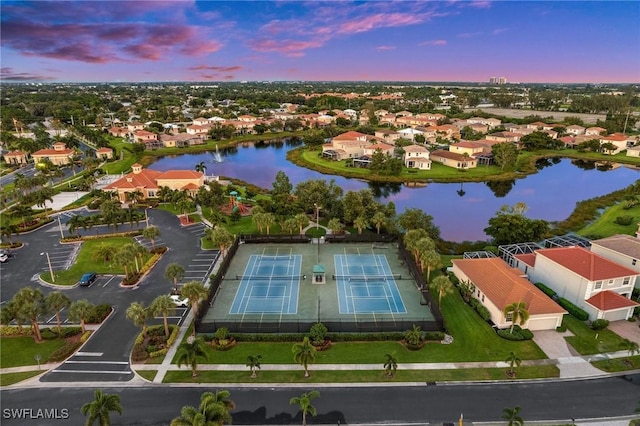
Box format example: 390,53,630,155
0,253,8,263
78,272,98,286
170,295,189,307
0,249,13,258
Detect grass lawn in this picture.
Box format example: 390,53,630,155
0,337,67,368
42,236,154,285
163,365,559,384
591,355,640,372
0,371,43,386
135,370,158,381
577,201,640,238
563,315,630,355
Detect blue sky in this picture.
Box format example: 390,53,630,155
1,1,638,83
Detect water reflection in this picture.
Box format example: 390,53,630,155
148,142,639,242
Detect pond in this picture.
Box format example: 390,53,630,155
148,139,640,242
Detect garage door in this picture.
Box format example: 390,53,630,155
527,316,561,331
603,309,629,321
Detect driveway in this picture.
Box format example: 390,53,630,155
533,329,603,378
608,319,640,344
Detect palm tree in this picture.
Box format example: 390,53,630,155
353,215,369,234
403,229,429,264
46,291,71,334
263,212,275,235
126,302,150,338
81,389,123,426
181,281,209,331
430,275,454,306
294,213,309,235
100,199,122,230
327,217,342,235
284,217,298,234
175,336,208,377
151,295,176,338
92,243,117,264
246,354,262,378
171,390,234,426
622,338,640,356
14,287,47,342
142,225,161,251
289,390,320,426
292,336,317,378
127,190,144,206
501,405,524,426
165,263,186,294
371,211,387,234
503,301,530,333
116,243,137,279
383,352,398,378
195,161,207,174
69,299,94,333
505,351,522,377
419,249,441,284
157,186,174,204
208,226,234,259
252,211,265,233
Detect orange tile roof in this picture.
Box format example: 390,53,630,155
431,150,474,162
5,150,26,156
333,131,367,140
104,169,163,190
32,148,74,156
585,290,639,311
514,253,536,267
157,170,204,180
452,258,566,315
181,183,200,190
535,246,638,281
96,147,112,152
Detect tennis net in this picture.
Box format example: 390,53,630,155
332,274,402,282
235,275,302,281
256,255,294,261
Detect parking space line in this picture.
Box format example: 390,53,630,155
103,276,118,287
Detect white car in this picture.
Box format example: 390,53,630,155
170,295,189,307
0,253,8,263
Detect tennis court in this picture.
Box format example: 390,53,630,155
335,254,406,314
229,253,302,314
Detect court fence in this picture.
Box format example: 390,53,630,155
326,233,397,244
196,318,442,334
239,234,311,244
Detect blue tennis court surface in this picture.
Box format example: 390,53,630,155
335,254,407,314
229,254,302,314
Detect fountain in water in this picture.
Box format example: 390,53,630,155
212,145,223,163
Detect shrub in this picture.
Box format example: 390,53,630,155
80,331,92,343
87,304,112,323
40,329,59,340
48,342,83,362
131,344,149,362
309,322,328,345
215,327,230,340
0,326,32,337
591,319,610,330
556,325,567,332
534,282,557,298
404,324,423,348
557,298,589,321
59,327,82,338
496,325,533,341
234,333,304,342
166,325,179,347
475,304,492,322
614,215,634,226
424,331,445,341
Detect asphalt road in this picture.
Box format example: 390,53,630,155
2,375,639,425
0,208,218,383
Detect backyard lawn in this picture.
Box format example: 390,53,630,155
577,201,640,238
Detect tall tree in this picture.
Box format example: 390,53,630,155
371,211,387,234
46,291,71,334
353,215,369,234
491,142,518,171
292,336,317,378
503,301,530,333
484,203,549,246
181,281,209,328
505,351,522,377
420,249,442,284
142,226,161,251
175,336,208,377
501,406,524,426
81,389,123,426
289,390,320,426
165,263,186,294
195,161,207,174
208,226,234,258
431,275,454,306
69,299,94,333
14,287,47,342
246,354,262,378
397,208,440,240
150,295,176,338
126,302,150,338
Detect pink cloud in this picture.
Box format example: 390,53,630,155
469,1,492,8
457,31,483,38
188,65,242,72
0,67,55,81
375,45,396,51
248,39,323,57
492,27,508,35
420,39,447,46
337,13,425,35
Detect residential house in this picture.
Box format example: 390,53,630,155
486,132,521,143
585,127,607,136
397,127,424,141
322,131,372,160
466,117,502,129
192,117,210,126
599,134,629,154
127,122,145,133
513,246,639,321
451,258,566,330
449,141,491,158
526,121,549,130
103,164,204,202
159,133,203,148
590,234,640,288
375,129,401,144
133,130,158,144
430,150,477,169
108,127,129,138
31,142,75,166
3,150,28,165
363,142,394,157
96,147,114,160
403,144,431,170
626,145,640,158
566,125,586,135
186,124,211,139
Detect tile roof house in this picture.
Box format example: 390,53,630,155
585,127,607,136
513,246,639,321
430,149,477,169
322,131,373,160
599,133,631,154
103,164,204,202
451,258,566,330
590,234,640,288
3,150,28,165
402,144,431,170
96,147,114,160
32,142,75,166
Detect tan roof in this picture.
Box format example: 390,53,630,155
585,290,639,311
591,234,640,259
403,144,429,153
96,147,112,153
430,150,474,162
535,246,638,281
452,258,566,315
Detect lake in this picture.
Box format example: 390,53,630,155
148,140,640,242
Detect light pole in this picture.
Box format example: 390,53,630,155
40,252,55,282
58,215,64,239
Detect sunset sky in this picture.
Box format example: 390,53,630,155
1,1,638,84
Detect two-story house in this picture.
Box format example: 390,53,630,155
403,144,431,170
513,246,639,321
590,234,640,289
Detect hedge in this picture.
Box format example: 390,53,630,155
0,326,32,337
87,305,112,323
534,282,557,298
496,325,534,341
48,342,83,362
557,298,589,321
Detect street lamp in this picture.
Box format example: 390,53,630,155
40,252,55,282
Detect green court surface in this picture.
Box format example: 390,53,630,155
202,242,435,333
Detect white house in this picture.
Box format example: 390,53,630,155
590,234,640,288
403,144,431,170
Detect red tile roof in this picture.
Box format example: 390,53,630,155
514,253,536,267
32,148,73,156
333,131,367,140
104,169,163,190
452,258,566,315
535,246,638,281
585,290,639,311
157,170,204,180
